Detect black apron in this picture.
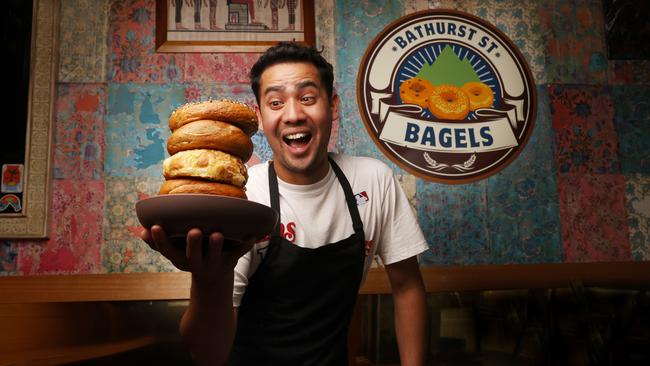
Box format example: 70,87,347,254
228,157,365,366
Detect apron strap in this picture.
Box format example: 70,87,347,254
268,161,282,239
327,156,364,234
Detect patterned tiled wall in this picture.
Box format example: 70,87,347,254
1,0,648,275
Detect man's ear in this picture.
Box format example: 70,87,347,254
331,93,340,122
254,104,263,131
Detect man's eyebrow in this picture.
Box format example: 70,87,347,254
262,80,320,95
296,80,319,90
263,85,285,95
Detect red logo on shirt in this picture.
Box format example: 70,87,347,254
255,222,297,244
280,222,296,243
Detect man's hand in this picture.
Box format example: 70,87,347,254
140,225,254,285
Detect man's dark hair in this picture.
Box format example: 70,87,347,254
250,41,334,104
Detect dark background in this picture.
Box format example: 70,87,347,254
603,0,650,60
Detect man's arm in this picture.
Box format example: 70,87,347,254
180,275,237,366
385,255,427,366
142,226,253,366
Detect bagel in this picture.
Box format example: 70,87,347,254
169,99,258,136
427,84,470,120
461,82,494,111
399,77,435,108
160,178,247,199
167,120,254,162
163,149,248,188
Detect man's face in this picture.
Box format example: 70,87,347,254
255,61,339,185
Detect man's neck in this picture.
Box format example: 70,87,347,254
273,157,330,185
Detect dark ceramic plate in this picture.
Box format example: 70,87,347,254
136,194,278,245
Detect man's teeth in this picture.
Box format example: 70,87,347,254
285,133,309,140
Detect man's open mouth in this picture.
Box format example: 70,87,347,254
283,132,312,147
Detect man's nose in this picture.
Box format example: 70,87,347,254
283,99,306,123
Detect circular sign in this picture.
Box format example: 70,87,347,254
357,10,536,184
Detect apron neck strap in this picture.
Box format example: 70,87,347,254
267,156,364,236
327,156,364,233
268,161,281,238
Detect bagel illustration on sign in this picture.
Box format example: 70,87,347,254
399,78,435,108
462,81,494,111
357,9,536,184
427,84,470,120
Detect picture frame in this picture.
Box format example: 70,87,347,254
155,0,315,53
0,0,57,238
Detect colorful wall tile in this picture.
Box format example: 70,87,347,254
559,173,631,262
54,84,107,180
435,0,548,84
416,180,490,265
105,83,185,177
17,180,105,275
612,85,650,174
626,175,650,261
548,84,621,174
487,86,562,264
335,0,405,165
540,0,608,84
109,0,185,83
58,0,110,83
0,242,18,275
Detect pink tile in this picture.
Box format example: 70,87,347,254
54,84,107,180
548,85,620,174
109,0,184,83
17,180,105,275
184,53,261,84
558,174,631,262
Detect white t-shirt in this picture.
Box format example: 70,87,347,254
233,153,429,306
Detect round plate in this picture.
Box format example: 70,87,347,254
136,194,278,242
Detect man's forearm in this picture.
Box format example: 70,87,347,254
180,274,237,366
386,256,428,366
393,285,427,366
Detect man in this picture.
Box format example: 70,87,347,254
142,41,428,366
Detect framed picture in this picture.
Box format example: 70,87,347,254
0,0,56,238
155,0,315,53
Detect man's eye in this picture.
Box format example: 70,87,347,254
301,96,315,104
269,100,283,107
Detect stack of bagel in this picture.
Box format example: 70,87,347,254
161,99,258,199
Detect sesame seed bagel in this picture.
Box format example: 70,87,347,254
169,99,258,136
159,178,247,199
163,149,248,188
167,120,254,162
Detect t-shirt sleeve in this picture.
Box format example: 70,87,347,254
376,172,429,265
233,250,253,307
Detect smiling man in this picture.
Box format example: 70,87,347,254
143,42,429,366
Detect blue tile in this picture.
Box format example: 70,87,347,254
613,85,650,174
335,0,404,168
0,241,18,275
105,83,185,177
416,180,490,265
487,86,562,264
